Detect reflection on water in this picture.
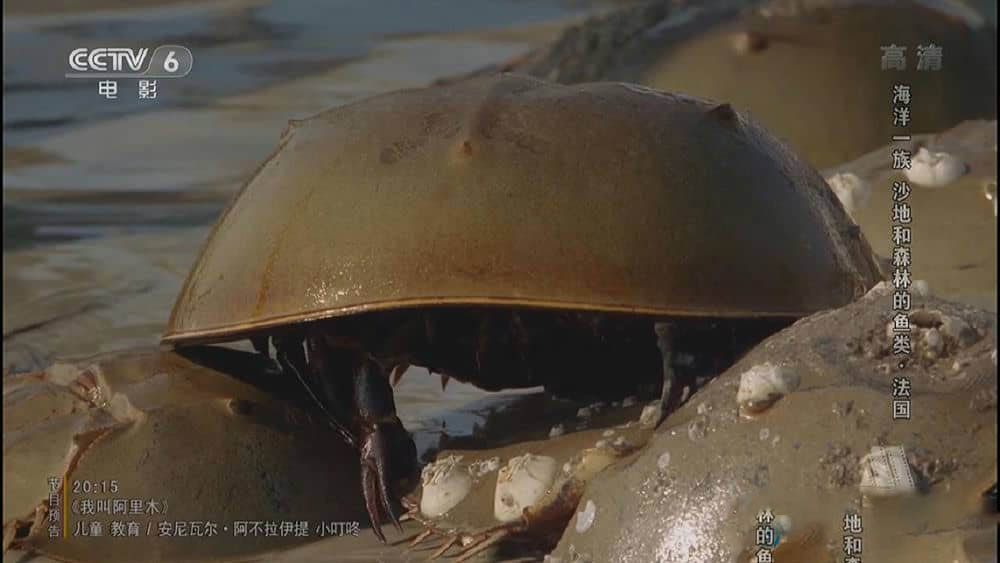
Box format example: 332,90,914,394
1,2,615,493
3,0,607,146
3,200,225,250
4,1,607,252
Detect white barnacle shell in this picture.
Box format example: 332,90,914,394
469,456,501,478
657,451,671,471
921,328,944,360
420,455,472,518
638,403,661,428
825,172,870,217
736,363,800,415
494,454,558,523
904,147,967,187
859,445,917,498
575,499,597,533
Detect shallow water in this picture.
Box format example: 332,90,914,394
2,0,605,414
3,0,611,252
3,0,604,146
2,5,593,560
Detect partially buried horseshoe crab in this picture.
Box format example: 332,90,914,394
159,73,884,545
3,347,368,562
401,400,658,561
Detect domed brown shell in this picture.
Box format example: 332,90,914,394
637,0,997,168
162,74,883,345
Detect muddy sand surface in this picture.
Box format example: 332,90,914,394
827,120,998,313
551,289,997,562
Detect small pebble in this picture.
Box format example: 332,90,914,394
602,429,616,437
679,386,691,404
657,451,671,471
575,500,596,533
595,439,609,449
865,281,892,299
613,436,628,447
922,328,944,360
577,407,593,419
825,172,870,217
759,428,771,441
549,424,565,438
905,147,966,187
911,279,931,296
639,404,661,427
687,416,708,442
737,363,800,414
772,435,781,447
696,402,711,415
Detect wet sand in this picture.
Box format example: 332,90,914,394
824,120,998,312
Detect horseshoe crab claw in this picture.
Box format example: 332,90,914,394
3,347,370,563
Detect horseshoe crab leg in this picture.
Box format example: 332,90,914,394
304,334,418,544
406,468,597,562
653,321,678,427
353,354,417,543
274,335,356,448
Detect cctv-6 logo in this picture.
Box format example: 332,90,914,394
68,48,150,73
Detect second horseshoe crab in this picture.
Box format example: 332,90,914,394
402,397,658,561
3,347,367,562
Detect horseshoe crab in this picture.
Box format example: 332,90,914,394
159,73,884,543
400,401,655,562
2,347,367,562
471,0,997,168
